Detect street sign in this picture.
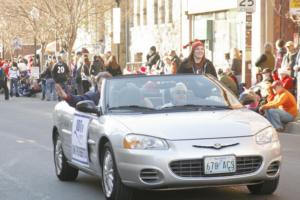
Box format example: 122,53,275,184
238,0,256,13
290,0,300,15
12,37,22,50
31,67,40,79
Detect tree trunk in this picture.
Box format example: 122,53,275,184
40,42,47,71
66,30,77,67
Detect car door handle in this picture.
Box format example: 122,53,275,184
88,139,96,145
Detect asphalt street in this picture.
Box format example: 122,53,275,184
0,96,300,200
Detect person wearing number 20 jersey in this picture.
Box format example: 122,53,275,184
52,56,70,84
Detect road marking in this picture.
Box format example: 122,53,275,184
0,130,51,152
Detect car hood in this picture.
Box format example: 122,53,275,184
109,109,271,140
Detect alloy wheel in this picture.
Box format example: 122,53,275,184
103,150,114,198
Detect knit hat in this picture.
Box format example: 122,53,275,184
183,39,204,50
191,40,204,50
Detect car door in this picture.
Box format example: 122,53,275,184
66,110,94,170
59,104,76,161
86,116,106,174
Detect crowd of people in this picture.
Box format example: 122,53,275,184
0,56,40,100
0,39,299,132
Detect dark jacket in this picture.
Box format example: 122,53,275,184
178,58,217,78
146,52,160,68
0,68,6,81
90,60,104,76
107,66,122,76
52,61,70,83
231,58,242,76
40,68,53,79
255,52,275,70
65,91,100,108
281,52,297,77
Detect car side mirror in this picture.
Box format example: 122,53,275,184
76,100,102,116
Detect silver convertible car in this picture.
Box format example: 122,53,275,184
52,75,281,200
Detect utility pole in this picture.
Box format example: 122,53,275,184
116,0,120,64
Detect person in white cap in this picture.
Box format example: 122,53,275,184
170,82,188,106
281,41,297,77
278,67,294,94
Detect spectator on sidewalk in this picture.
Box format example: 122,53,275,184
8,62,20,97
255,42,275,72
281,41,297,77
259,80,297,132
106,55,122,76
52,56,70,92
146,46,160,70
163,55,177,75
218,68,239,97
81,57,91,93
55,72,112,108
0,65,9,100
169,50,181,71
74,52,84,95
278,68,295,95
275,39,286,69
41,60,57,101
90,55,105,92
230,48,242,83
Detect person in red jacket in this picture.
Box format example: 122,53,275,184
278,68,294,94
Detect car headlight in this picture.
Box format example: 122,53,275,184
123,134,169,150
256,127,279,145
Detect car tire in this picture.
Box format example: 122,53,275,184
53,134,79,181
247,176,280,195
101,142,134,200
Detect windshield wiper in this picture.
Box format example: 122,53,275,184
161,104,232,110
108,105,157,111
199,105,233,110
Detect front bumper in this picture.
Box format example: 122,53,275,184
114,136,281,190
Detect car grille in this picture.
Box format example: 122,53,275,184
169,156,262,178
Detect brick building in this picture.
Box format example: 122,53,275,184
273,0,298,44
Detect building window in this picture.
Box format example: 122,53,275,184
137,0,141,26
160,0,165,24
154,0,158,25
143,0,147,25
168,0,173,23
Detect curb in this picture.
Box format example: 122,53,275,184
285,121,300,134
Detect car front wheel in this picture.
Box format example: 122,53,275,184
101,142,134,200
54,134,79,181
247,176,279,195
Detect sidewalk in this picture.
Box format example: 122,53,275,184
285,113,300,134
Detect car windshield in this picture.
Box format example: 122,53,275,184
105,75,242,113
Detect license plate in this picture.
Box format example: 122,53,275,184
204,155,236,175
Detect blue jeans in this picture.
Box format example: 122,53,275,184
46,79,57,101
10,78,19,96
41,79,46,99
265,109,294,129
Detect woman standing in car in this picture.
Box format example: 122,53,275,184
178,40,217,78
